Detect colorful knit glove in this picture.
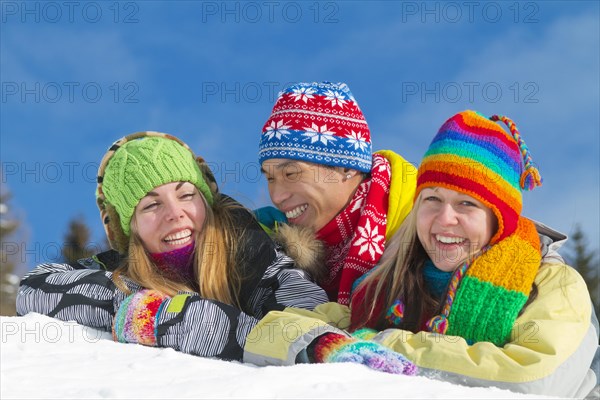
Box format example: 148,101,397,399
351,328,378,340
112,289,170,346
313,332,417,376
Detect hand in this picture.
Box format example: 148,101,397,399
254,206,287,227
112,289,169,346
313,333,417,376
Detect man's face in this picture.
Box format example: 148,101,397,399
261,159,353,232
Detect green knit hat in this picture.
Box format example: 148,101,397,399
96,132,216,253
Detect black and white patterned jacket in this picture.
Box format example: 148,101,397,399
17,208,328,361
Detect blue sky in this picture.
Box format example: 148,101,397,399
1,1,598,272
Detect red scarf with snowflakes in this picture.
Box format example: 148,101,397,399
316,154,391,305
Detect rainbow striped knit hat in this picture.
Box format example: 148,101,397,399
258,81,372,172
415,110,543,346
416,110,542,244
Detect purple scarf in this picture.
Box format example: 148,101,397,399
149,242,196,284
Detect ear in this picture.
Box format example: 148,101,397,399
100,209,113,243
105,204,129,254
340,168,360,182
342,168,359,178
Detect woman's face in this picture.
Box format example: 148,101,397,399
133,181,206,254
261,158,357,232
416,187,496,272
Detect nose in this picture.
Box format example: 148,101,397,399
164,199,184,221
437,203,458,226
269,181,291,207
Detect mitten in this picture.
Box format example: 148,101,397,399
254,206,287,234
112,289,170,346
351,327,378,341
313,332,417,376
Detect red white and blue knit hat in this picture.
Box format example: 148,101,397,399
258,81,372,172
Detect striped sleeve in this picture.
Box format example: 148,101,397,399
247,249,329,319
155,294,259,361
16,262,136,331
149,249,326,361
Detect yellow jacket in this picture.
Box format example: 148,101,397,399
243,262,598,397
375,149,417,240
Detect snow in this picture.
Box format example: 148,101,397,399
1,314,553,399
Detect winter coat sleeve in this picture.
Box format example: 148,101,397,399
375,150,417,241
244,263,597,397
112,231,328,361
149,292,260,361
243,303,352,366
245,249,329,319
370,263,597,397
17,262,261,361
109,247,326,362
16,262,137,330
231,203,329,318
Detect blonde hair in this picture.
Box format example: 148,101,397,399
352,194,437,331
113,191,245,308
352,191,535,331
195,194,243,308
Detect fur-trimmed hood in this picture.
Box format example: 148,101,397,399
273,224,326,282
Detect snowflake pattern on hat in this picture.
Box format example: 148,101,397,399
259,81,372,172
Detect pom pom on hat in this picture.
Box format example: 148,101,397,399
415,111,543,346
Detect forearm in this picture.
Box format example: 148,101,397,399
115,291,260,361
17,263,131,331
371,264,596,397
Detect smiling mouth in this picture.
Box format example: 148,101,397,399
163,229,193,246
285,204,308,219
435,234,465,245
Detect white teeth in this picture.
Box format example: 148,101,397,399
164,229,192,244
285,204,308,219
165,237,191,246
436,234,465,244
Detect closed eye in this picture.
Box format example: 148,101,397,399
142,201,159,211
285,171,300,181
180,192,196,200
261,172,275,183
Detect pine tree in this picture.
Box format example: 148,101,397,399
62,216,96,265
0,190,20,316
565,224,600,320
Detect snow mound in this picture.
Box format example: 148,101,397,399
1,314,552,399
